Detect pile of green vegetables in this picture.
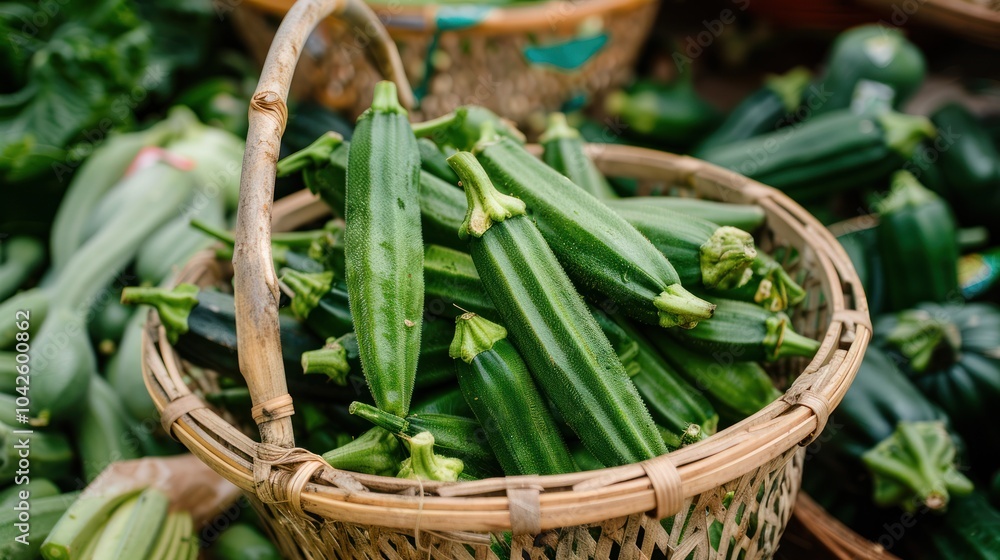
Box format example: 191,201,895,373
610,22,1000,560
124,82,818,498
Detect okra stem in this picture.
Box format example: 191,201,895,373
120,284,200,344
397,432,464,481
877,113,937,159
700,226,758,290
766,317,822,360
349,402,408,435
275,132,344,176
653,285,718,329
861,421,973,511
301,337,352,385
280,269,333,320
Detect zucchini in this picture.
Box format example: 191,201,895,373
930,102,1000,232
905,492,1000,560
0,235,45,301
0,491,81,560
321,427,403,476
604,77,721,148
646,334,782,425
450,312,576,475
811,347,971,514
876,171,959,311
811,25,925,117
349,402,502,479
540,113,617,199
609,205,757,291
474,129,715,329
667,296,819,362
345,81,425,417
694,67,812,154
119,285,371,402
396,431,464,481
716,251,806,312
449,151,666,467
105,312,157,421
605,197,767,231
0,421,74,484
611,317,718,450
701,110,935,200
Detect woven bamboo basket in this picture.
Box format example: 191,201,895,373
229,0,658,130
141,1,870,557
783,494,902,560
856,0,1000,49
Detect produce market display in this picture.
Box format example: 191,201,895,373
2,0,1000,558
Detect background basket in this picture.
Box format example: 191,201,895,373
231,0,658,132
140,1,870,557
782,494,902,560
856,0,1000,49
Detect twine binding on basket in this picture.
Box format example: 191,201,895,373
159,394,206,439
251,394,296,424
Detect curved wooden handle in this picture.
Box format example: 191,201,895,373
233,0,413,447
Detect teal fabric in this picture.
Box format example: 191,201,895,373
523,34,608,71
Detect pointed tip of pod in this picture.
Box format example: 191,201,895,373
449,312,507,363
700,226,758,291
448,152,526,239
653,284,716,329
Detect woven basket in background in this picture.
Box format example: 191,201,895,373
231,0,658,133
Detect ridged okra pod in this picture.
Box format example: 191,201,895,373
345,81,424,416
473,127,715,329
448,151,666,467
450,313,576,475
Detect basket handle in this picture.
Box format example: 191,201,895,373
234,0,413,447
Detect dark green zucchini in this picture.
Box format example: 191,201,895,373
930,102,1000,232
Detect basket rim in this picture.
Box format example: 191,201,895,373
242,0,658,34
141,142,872,533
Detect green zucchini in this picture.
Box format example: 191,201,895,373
694,67,812,154
474,129,715,329
418,137,460,185
396,431,464,481
450,312,576,475
540,113,617,199
609,205,757,291
0,491,81,560
930,102,1000,232
0,421,74,485
646,334,782,425
119,285,371,402
876,171,959,311
349,402,502,479
905,492,1000,560
345,81,425,417
716,251,806,312
611,317,718,450
321,427,403,476
211,523,282,560
701,110,935,200
449,151,666,467
105,312,157,421
604,77,721,148
0,236,45,301
668,296,819,362
811,25,925,117
875,302,1000,471
604,197,767,231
